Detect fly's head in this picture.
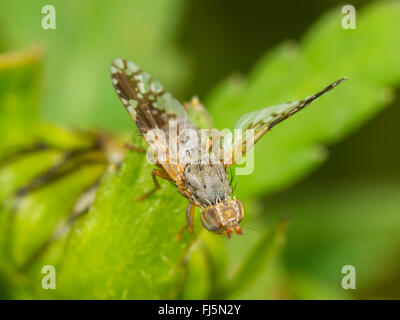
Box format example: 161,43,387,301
201,199,244,238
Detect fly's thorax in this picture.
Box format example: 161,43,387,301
184,162,231,207
201,199,245,238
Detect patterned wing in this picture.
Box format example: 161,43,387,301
110,58,198,180
222,77,348,166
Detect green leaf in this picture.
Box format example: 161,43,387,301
0,51,195,298
0,0,190,130
0,47,42,153
1,130,196,299
207,1,400,199
44,136,195,299
266,180,400,299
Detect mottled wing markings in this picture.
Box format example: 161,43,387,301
223,77,348,166
183,96,214,130
110,58,199,181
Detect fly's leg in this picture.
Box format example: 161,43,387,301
136,168,170,201
177,203,195,240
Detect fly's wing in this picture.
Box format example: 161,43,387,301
110,58,199,180
221,77,348,166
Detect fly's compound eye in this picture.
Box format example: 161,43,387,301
201,207,222,232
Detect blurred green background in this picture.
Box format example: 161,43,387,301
1,0,400,299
